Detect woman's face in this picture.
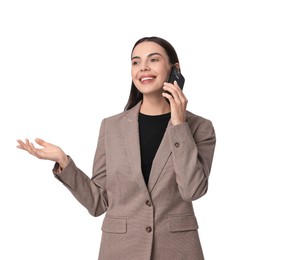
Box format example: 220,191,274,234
131,41,172,97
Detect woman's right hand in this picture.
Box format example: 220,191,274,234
16,138,69,169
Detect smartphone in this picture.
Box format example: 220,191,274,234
164,65,185,104
168,65,185,90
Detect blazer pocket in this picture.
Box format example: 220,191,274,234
101,215,127,234
168,213,199,232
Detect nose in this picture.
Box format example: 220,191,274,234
140,63,150,72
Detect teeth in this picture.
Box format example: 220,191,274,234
141,77,153,81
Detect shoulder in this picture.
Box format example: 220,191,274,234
101,103,140,126
99,111,128,130
186,110,213,125
104,110,128,121
185,110,215,135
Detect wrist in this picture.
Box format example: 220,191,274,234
57,155,69,169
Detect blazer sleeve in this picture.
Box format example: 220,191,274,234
168,118,216,201
53,119,108,217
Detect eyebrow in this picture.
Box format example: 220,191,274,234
131,52,162,60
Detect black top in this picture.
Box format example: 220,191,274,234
138,112,171,185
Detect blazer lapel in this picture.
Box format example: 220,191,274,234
124,103,173,195
148,121,173,192
124,102,150,197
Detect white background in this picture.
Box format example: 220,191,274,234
1,0,287,259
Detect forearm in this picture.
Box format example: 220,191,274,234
53,158,108,216
168,121,216,201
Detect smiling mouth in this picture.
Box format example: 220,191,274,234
140,77,154,82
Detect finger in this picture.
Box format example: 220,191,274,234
173,80,180,88
163,82,180,94
16,139,25,149
30,142,38,151
163,86,181,104
35,138,46,147
177,91,188,105
165,83,187,106
25,139,31,149
172,81,186,102
17,139,32,151
30,142,43,158
164,81,181,91
25,139,37,155
26,139,34,148
162,92,175,104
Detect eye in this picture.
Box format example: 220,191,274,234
132,60,140,66
150,58,159,62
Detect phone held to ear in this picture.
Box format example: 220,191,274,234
164,65,185,104
168,65,185,90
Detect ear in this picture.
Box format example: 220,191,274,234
173,63,180,72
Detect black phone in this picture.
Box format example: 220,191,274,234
164,65,185,104
168,65,185,90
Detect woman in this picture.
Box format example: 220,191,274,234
17,36,216,260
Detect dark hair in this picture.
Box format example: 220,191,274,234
124,36,180,111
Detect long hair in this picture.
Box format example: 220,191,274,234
124,36,180,111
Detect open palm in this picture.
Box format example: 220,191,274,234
16,138,66,163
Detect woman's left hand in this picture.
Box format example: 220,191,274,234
162,81,188,125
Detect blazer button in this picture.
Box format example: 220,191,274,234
146,226,152,233
145,200,152,207
174,142,180,148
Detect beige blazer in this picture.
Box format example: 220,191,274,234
54,101,216,260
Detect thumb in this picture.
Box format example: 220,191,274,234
35,138,46,147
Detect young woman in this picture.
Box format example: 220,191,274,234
17,36,216,260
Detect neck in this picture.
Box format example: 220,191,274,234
140,95,170,115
